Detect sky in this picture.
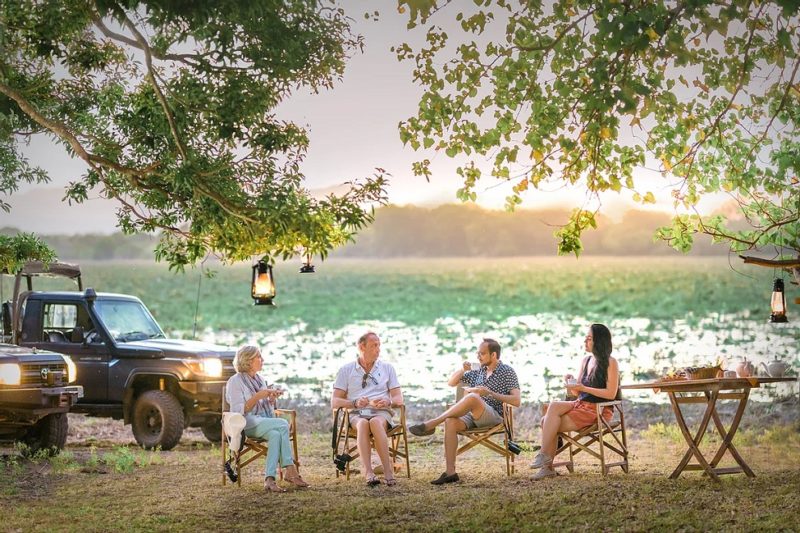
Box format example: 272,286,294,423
0,1,730,235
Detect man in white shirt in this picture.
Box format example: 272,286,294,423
331,332,404,486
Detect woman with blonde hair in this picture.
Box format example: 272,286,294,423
225,345,308,492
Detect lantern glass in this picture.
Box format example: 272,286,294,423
251,261,276,305
769,278,788,323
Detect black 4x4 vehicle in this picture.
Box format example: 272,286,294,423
4,262,235,450
0,343,83,453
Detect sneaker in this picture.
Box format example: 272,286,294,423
529,451,553,469
408,422,435,437
430,472,460,485
531,466,557,480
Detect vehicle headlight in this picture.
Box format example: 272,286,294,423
184,358,223,378
62,355,77,384
0,363,22,386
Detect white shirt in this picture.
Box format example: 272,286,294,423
333,359,400,407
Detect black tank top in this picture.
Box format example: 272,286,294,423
577,356,619,403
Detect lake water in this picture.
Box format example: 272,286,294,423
184,310,798,404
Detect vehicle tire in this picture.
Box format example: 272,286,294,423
132,390,184,451
200,419,222,443
23,413,68,455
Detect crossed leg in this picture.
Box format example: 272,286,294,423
540,401,581,459
419,393,490,476
422,392,487,430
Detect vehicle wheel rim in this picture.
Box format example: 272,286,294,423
144,407,162,435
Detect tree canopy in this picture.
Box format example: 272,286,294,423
0,0,386,271
397,0,799,267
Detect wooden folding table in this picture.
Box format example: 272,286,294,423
622,377,796,481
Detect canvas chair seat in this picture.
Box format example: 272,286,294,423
552,400,629,476
456,402,516,476
332,405,411,479
220,385,299,486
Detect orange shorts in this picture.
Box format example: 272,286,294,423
565,400,613,428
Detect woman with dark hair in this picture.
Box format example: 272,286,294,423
530,323,620,480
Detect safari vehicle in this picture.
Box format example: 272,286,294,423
0,343,83,453
2,261,235,450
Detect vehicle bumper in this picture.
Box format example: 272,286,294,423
177,381,225,424
0,385,84,418
177,380,224,398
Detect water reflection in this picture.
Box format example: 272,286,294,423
181,312,798,404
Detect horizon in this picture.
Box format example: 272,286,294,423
0,193,730,236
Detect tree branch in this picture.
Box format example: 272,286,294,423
515,8,598,53
119,11,188,160
91,12,199,67
739,255,800,268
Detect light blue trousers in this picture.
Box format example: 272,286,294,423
244,416,294,479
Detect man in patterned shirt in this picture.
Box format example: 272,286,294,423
409,338,521,484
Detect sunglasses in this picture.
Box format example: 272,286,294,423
361,372,378,388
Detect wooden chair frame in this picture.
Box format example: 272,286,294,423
332,405,411,480
220,386,299,486
552,400,629,476
456,403,516,476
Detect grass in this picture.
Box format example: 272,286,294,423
2,425,799,532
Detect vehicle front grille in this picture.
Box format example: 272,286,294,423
20,362,67,386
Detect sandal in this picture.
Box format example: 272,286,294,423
366,475,381,487
384,478,397,487
285,475,310,488
264,477,287,493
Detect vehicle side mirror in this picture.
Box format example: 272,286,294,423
71,326,84,343
1,301,11,336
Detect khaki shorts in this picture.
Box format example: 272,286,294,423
350,408,394,428
460,400,503,429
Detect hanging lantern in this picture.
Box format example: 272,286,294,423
251,260,276,306
299,253,315,274
769,278,787,323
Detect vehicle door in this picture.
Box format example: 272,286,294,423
33,301,109,401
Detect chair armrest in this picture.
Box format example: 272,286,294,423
395,404,407,427
594,400,622,409
275,409,296,424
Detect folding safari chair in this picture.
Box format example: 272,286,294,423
456,402,517,476
332,406,411,480
220,385,299,486
553,400,629,476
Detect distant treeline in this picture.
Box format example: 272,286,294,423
2,204,728,260
333,204,727,257
1,227,157,261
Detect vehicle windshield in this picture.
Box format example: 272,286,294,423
93,300,165,342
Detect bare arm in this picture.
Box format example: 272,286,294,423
464,386,521,407
448,361,471,387
573,357,620,400
389,387,403,407
491,387,521,408
331,388,356,409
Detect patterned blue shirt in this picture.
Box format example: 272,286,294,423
461,362,520,415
